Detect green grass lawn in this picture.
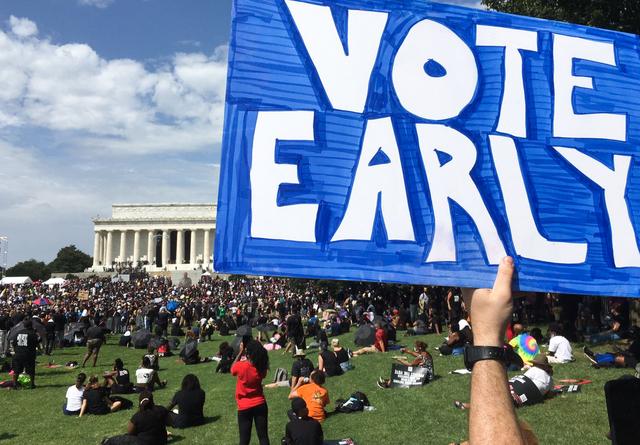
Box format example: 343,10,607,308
0,331,626,444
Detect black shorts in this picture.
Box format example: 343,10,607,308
12,355,35,375
87,339,103,354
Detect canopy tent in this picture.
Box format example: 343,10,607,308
0,277,33,285
43,277,66,287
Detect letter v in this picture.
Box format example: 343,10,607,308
285,0,388,113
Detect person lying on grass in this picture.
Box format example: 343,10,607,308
583,330,640,369
79,375,123,417
376,341,434,388
454,354,554,410
135,356,166,392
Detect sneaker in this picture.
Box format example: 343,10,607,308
377,377,385,385
583,346,598,366
376,380,386,389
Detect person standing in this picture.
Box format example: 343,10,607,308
0,310,9,357
45,318,56,355
82,321,109,368
53,309,67,349
231,340,270,445
10,317,39,389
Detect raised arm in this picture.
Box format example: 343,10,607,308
462,257,524,445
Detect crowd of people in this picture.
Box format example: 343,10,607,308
0,270,639,443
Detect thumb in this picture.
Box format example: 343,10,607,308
492,256,514,297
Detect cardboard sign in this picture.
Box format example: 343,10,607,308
77,290,89,301
390,363,429,388
215,0,640,297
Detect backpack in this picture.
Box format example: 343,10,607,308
273,367,289,383
335,391,369,413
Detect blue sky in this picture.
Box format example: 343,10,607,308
0,0,480,266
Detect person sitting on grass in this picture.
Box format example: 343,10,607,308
318,338,351,377
135,356,166,392
144,345,159,371
179,331,206,365
167,373,205,428
104,358,133,394
508,325,539,367
352,322,387,356
288,369,330,423
63,372,86,416
215,341,235,373
101,391,170,445
265,347,314,389
437,317,473,356
583,330,640,369
284,397,324,445
377,341,434,388
79,375,123,417
546,324,573,364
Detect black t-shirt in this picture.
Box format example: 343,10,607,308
115,369,131,386
11,327,38,356
320,350,342,377
171,388,205,424
53,313,66,331
287,314,303,338
131,406,169,445
45,322,55,335
291,358,314,379
82,387,109,415
335,348,349,365
285,416,324,445
86,326,107,341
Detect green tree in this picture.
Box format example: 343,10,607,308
48,245,92,273
6,259,51,281
482,0,640,34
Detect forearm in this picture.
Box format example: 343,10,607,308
469,360,523,445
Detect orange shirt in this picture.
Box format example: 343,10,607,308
296,382,329,422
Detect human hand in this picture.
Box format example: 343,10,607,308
461,257,515,347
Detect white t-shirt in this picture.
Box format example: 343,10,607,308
65,385,84,411
458,319,470,331
524,366,552,395
136,368,155,384
548,335,573,362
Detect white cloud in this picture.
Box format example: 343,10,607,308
9,16,38,38
78,0,115,8
0,22,228,155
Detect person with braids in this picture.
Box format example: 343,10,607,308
231,339,270,445
101,391,170,445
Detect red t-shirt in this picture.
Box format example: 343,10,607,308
231,359,266,411
374,328,387,351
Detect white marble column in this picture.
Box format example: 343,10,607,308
133,230,141,264
147,231,154,264
99,233,105,265
189,229,197,265
176,229,184,266
92,232,100,267
203,229,211,268
105,231,113,266
162,230,170,267
119,231,127,263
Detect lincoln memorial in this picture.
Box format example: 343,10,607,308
90,203,216,272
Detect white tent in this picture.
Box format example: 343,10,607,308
0,276,33,285
44,277,66,287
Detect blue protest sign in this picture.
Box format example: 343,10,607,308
215,0,640,297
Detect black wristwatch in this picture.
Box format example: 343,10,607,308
464,345,506,370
